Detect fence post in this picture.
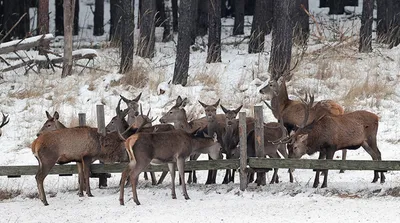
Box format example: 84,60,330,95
239,111,248,191
96,105,108,188
78,113,86,126
254,105,266,186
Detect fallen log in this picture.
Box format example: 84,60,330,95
0,34,54,55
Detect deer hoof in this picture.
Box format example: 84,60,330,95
184,196,190,200
87,193,94,197
119,200,125,206
78,192,84,197
134,200,141,205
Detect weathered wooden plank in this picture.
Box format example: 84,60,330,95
0,160,241,177
248,158,400,171
254,105,266,185
0,34,54,55
239,112,248,191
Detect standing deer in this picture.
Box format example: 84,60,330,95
282,95,384,188
159,96,217,184
120,93,152,128
0,112,10,137
259,75,347,173
118,128,222,206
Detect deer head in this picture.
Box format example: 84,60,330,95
105,99,129,134
159,96,188,125
0,112,10,137
220,104,242,127
198,99,220,121
120,93,142,116
37,111,66,136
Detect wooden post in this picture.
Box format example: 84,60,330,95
239,112,248,191
96,105,108,188
78,113,86,126
254,105,266,186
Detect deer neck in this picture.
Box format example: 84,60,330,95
276,81,291,115
206,117,218,136
173,113,193,133
56,121,67,129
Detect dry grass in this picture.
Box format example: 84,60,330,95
8,88,44,99
342,77,395,109
0,189,22,201
119,62,150,88
193,66,219,87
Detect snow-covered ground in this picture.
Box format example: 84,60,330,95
1,0,400,222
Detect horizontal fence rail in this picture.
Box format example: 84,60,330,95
0,160,240,177
2,159,400,178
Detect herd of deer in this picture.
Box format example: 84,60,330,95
0,75,386,206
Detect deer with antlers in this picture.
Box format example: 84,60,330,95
120,93,153,128
279,94,384,188
0,112,10,137
259,74,347,173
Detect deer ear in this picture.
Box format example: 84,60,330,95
181,98,188,108
176,96,183,106
133,92,142,102
53,111,60,120
220,104,229,114
120,94,130,104
299,134,308,142
213,99,220,108
234,105,243,115
45,111,52,119
198,100,207,108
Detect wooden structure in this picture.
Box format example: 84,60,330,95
0,105,399,190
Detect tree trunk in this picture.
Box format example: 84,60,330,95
120,0,135,73
388,0,400,48
268,0,293,78
137,0,156,58
155,0,166,27
110,0,123,43
55,0,63,36
37,0,49,39
93,0,104,36
61,0,76,78
0,0,4,40
172,0,178,32
197,0,208,36
376,0,388,43
328,0,345,15
74,0,79,35
359,0,373,53
233,0,244,35
173,0,194,86
248,0,270,53
207,0,222,63
2,0,29,40
162,0,172,42
292,0,309,46
190,0,199,45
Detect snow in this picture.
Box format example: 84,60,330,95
1,0,400,222
0,34,54,49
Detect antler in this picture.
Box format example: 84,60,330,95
269,118,292,145
0,112,9,128
297,92,314,129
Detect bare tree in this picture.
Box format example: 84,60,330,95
206,0,221,63
388,0,400,48
55,0,63,36
233,0,244,35
173,0,195,86
268,0,293,78
93,0,104,36
162,0,173,42
61,0,76,78
190,0,199,45
376,0,389,43
74,0,79,35
172,0,178,32
197,0,208,36
248,0,271,53
120,0,135,73
137,0,156,58
359,0,373,53
38,0,49,53
110,0,123,43
292,0,309,46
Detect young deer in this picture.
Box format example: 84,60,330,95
118,128,222,205
259,76,347,173
120,93,152,128
36,111,66,136
282,95,384,188
0,112,10,137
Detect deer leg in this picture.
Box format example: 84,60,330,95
130,163,142,206
157,171,168,185
231,169,235,183
82,157,93,197
35,157,55,206
269,152,281,184
143,172,149,181
339,149,347,173
289,168,294,183
119,166,130,205
313,152,326,188
150,172,157,185
222,169,230,184
167,163,177,199
176,158,190,200
76,162,85,196
361,141,385,183
321,150,335,188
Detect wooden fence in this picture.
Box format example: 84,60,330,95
1,105,399,191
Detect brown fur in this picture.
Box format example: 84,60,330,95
290,110,384,188
119,129,222,205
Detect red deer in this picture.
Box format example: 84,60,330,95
120,93,152,128
36,111,66,136
259,76,347,173
0,112,10,137
159,96,223,184
282,95,384,188
118,128,222,205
